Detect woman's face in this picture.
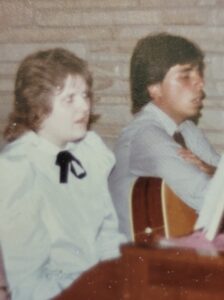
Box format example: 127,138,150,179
37,74,90,148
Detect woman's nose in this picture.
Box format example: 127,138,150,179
76,96,90,113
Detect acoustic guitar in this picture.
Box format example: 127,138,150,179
130,177,197,244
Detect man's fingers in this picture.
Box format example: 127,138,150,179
178,149,216,175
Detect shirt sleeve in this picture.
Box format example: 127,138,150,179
95,184,127,261
129,124,214,211
0,156,63,300
84,132,127,260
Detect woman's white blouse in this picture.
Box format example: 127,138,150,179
0,131,126,300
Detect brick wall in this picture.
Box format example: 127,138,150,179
0,0,224,152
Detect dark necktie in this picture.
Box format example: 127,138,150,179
173,131,187,149
55,151,87,183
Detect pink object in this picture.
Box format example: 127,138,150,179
159,230,224,254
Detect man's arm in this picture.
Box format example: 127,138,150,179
129,125,218,211
178,148,216,176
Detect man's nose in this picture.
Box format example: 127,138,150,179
194,73,204,90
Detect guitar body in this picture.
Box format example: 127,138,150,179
131,177,197,244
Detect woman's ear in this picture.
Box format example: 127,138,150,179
147,83,162,103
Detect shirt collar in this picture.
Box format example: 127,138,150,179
143,102,180,136
20,131,78,156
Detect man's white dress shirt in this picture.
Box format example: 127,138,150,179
109,103,220,240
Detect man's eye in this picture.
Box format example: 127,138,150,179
180,74,190,79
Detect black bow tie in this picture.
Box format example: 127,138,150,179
55,151,87,183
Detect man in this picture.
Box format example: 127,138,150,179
109,32,220,240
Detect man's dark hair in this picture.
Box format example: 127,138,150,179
130,32,204,113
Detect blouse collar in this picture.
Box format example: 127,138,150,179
19,131,78,156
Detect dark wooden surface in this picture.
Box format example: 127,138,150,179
54,243,224,300
121,244,224,300
53,257,125,300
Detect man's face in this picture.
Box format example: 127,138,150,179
150,63,205,124
38,74,90,148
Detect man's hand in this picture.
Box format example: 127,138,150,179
178,148,216,176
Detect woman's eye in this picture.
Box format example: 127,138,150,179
83,93,89,100
180,73,190,79
65,95,74,103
